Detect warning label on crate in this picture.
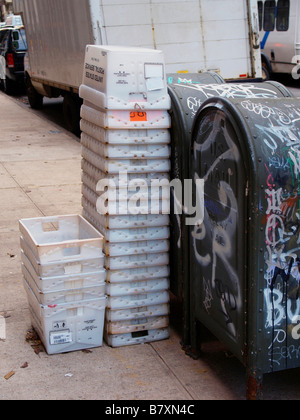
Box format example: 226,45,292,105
84,62,105,85
114,70,130,86
50,330,72,345
53,321,67,330
82,319,98,332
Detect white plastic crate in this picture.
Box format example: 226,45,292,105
106,278,170,297
82,174,171,202
107,290,170,310
80,104,171,130
82,145,171,174
106,265,170,283
79,84,171,112
104,327,170,348
80,120,171,145
81,132,171,159
103,239,170,257
83,194,170,218
24,280,107,355
82,210,170,243
21,251,106,293
82,199,167,230
81,201,169,229
19,215,104,264
97,225,170,244
82,185,170,216
105,252,169,270
105,303,170,322
81,45,170,109
82,180,170,205
105,316,169,335
22,268,106,306
21,237,105,277
81,159,170,187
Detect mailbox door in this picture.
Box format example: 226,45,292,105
190,97,300,377
190,102,249,363
232,98,300,376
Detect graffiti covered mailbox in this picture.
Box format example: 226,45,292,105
168,80,292,301
167,79,293,349
189,96,300,399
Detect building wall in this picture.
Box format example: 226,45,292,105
1,0,13,21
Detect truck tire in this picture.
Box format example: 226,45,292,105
25,74,43,109
262,63,270,81
261,59,271,81
26,84,44,109
63,94,82,136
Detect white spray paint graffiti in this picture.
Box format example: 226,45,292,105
191,98,300,366
264,288,300,328
192,110,242,338
245,100,300,368
171,84,296,255
172,90,300,348
179,83,286,119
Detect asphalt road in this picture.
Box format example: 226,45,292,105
14,93,68,135
275,74,300,97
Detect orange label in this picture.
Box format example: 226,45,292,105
130,111,147,122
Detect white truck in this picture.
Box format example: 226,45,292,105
258,0,300,80
12,0,262,134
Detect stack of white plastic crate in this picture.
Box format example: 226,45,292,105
19,215,107,355
79,45,171,347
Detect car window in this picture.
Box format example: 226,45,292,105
258,1,263,31
13,29,27,51
264,0,276,32
277,0,290,32
0,30,8,46
0,31,9,51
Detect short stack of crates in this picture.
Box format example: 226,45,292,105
19,215,107,355
79,45,171,347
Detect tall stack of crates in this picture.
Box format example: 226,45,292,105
19,215,107,355
79,45,171,347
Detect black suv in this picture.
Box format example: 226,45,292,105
0,26,27,94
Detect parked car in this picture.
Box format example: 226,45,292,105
0,25,27,94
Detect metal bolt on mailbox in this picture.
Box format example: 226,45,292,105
189,96,300,399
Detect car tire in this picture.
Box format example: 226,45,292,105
2,77,14,95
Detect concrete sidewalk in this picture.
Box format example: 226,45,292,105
0,92,299,401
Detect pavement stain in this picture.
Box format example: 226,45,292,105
25,328,45,356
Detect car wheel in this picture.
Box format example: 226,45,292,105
3,78,14,95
